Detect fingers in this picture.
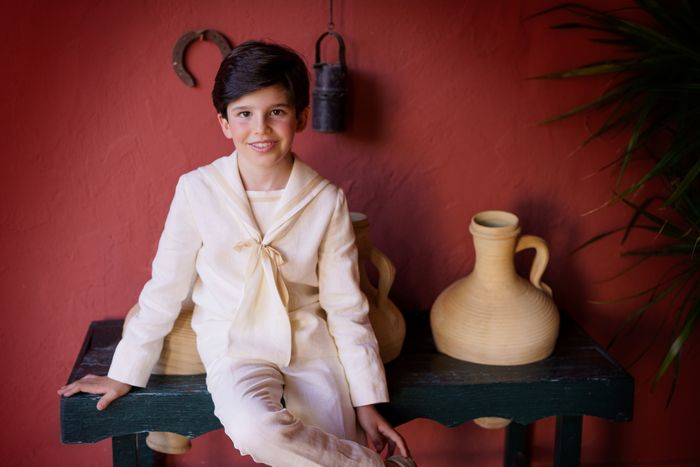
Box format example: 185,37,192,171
97,392,118,411
368,421,407,457
57,384,81,397
363,424,384,453
58,375,94,397
379,425,409,458
356,405,410,458
370,436,386,453
58,375,131,412
386,437,396,457
57,374,109,398
66,378,105,394
382,436,396,457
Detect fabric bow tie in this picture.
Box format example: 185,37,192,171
234,239,287,269
231,238,292,367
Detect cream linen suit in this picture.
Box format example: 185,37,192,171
108,152,388,466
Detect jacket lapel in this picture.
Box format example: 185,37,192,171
197,151,332,368
201,152,331,243
203,152,262,241
264,155,330,242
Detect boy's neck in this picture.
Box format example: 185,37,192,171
237,152,294,191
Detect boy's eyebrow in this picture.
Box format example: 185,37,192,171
230,102,292,111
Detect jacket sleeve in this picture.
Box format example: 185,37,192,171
108,175,202,387
318,189,389,407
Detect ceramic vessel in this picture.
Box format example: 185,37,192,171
123,303,203,454
430,210,560,428
351,212,406,363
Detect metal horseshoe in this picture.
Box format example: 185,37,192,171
172,29,232,87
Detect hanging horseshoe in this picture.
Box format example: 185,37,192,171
172,29,232,87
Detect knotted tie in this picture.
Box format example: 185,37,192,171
231,238,292,367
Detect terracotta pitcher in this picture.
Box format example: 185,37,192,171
430,210,559,428
123,302,203,454
351,212,406,363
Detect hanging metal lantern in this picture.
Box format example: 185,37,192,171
313,32,347,132
312,0,347,132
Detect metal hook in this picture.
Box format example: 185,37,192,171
328,0,335,31
172,29,232,87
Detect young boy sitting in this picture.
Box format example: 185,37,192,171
59,40,416,467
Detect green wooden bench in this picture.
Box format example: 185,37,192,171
60,313,633,466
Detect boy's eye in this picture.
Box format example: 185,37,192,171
270,108,287,117
237,111,251,118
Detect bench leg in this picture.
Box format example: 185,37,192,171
504,422,530,467
112,433,158,467
554,415,582,467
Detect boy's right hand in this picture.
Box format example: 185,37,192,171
57,374,131,411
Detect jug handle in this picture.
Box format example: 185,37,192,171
369,247,396,309
515,235,553,296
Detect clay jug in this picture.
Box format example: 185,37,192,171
351,212,406,363
430,210,559,428
123,302,203,454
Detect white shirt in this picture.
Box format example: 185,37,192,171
108,152,389,408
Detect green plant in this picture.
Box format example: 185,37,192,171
532,0,700,402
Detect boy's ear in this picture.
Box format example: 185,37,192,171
296,108,309,132
217,113,233,139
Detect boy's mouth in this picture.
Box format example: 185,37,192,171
248,140,277,152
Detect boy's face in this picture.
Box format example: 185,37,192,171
218,84,308,171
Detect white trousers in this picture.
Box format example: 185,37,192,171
206,356,385,466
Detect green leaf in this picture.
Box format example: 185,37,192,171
570,228,626,255
539,84,632,125
527,3,609,22
617,131,700,200
654,299,700,386
616,95,656,190
606,269,691,347
621,197,658,243
665,356,680,407
530,61,632,79
619,197,686,238
535,0,700,400
666,156,700,206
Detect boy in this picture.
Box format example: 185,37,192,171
59,41,415,467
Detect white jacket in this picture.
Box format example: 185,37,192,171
108,152,389,407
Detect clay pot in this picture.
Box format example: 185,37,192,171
352,212,406,363
430,210,559,428
123,303,203,454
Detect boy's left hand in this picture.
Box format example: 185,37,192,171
356,404,409,458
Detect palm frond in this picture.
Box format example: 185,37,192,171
536,0,700,402
654,298,700,387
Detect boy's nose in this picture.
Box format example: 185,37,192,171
253,115,270,133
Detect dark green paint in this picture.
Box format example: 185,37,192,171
60,313,633,466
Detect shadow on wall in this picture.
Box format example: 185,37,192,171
346,69,385,142
514,196,590,322
380,172,455,313
513,197,629,464
327,64,449,312
337,155,447,313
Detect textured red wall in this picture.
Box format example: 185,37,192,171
2,0,699,465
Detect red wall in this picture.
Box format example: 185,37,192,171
2,0,699,465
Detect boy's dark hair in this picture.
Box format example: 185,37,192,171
212,40,310,119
